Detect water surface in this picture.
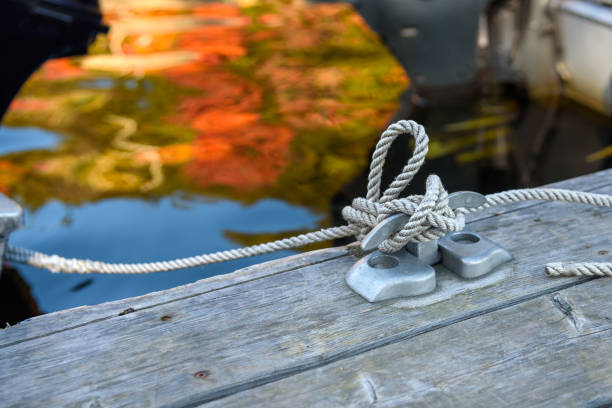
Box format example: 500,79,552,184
0,126,60,155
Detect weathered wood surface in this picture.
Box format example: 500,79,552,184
208,279,612,408
0,169,610,407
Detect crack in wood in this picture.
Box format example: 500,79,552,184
436,330,609,391
360,375,378,405
551,293,580,331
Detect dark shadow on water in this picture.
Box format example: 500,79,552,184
331,85,612,243
0,265,42,327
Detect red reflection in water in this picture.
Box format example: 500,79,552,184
185,124,293,190
9,99,52,112
3,1,407,198
160,3,295,190
39,59,86,81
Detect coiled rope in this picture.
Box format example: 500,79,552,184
5,120,612,276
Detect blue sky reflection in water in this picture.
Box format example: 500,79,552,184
0,126,60,155
10,197,319,312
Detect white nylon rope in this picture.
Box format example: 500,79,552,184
4,120,611,277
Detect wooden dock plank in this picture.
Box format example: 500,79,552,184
208,278,612,408
0,170,610,407
1,168,610,347
0,247,351,348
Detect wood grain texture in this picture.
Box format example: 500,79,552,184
0,246,351,348
0,169,610,407
208,279,612,408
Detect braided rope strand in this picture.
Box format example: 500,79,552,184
4,120,611,276
546,262,612,277
365,121,427,202
6,225,359,274
481,188,612,209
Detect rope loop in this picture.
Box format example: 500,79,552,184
340,120,465,253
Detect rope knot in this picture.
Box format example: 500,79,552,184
341,120,465,253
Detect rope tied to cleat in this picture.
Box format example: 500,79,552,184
5,120,612,276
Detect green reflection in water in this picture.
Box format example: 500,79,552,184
2,0,408,228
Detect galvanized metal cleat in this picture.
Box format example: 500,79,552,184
346,249,436,302
359,191,486,263
360,213,408,252
347,190,511,302
438,231,513,279
405,240,440,265
447,191,487,210
403,191,487,263
0,193,24,275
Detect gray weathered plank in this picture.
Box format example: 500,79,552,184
0,246,351,348
1,169,610,347
0,170,610,407
207,278,612,408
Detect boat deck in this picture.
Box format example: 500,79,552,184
1,168,611,407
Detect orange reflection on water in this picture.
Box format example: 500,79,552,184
186,124,293,190
2,0,407,208
158,2,295,190
38,59,86,81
